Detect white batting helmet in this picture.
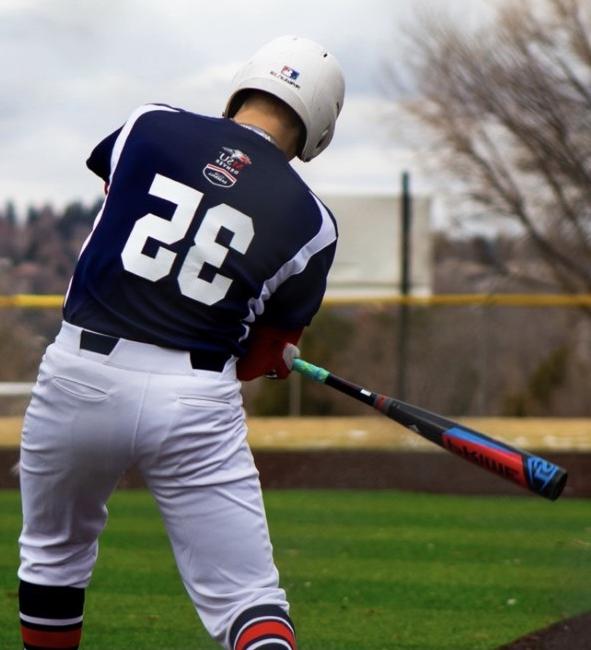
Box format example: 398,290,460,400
224,35,345,162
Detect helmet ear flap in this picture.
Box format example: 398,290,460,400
316,128,330,151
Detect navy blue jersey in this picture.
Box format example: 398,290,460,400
64,104,337,358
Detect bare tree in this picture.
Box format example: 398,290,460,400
401,0,591,293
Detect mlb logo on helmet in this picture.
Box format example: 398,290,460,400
281,65,300,81
270,64,302,89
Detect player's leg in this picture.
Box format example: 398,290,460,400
139,369,296,650
18,340,139,650
150,466,296,649
147,465,297,650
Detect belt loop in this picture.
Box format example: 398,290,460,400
79,330,119,355
189,349,229,373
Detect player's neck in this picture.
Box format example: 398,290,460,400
238,123,278,146
232,107,298,161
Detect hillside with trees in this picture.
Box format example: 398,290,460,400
0,198,588,418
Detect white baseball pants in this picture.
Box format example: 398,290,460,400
18,321,288,647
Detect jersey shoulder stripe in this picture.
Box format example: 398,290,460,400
109,104,180,183
310,191,339,237
242,190,337,328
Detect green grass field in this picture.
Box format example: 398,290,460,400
1,489,590,649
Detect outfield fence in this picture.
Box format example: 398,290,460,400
1,293,591,308
1,293,591,416
0,384,34,397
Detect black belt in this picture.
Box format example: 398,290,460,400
79,330,228,372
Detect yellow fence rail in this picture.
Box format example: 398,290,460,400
1,293,591,308
0,295,64,308
325,293,591,307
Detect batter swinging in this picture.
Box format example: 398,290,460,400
17,35,345,650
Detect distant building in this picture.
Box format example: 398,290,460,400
320,193,433,299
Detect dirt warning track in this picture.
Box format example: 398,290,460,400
1,416,590,496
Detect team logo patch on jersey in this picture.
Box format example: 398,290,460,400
203,147,252,188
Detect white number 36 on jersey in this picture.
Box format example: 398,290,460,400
121,174,254,305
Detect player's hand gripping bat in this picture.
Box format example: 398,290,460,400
291,358,567,501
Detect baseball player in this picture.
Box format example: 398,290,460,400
17,35,345,650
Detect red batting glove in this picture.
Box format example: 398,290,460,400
236,325,302,381
265,343,301,379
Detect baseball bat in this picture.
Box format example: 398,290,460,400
291,358,568,501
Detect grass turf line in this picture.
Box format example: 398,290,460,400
1,490,590,649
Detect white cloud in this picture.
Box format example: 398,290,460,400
295,142,427,194
170,62,241,115
1,0,499,213
0,0,42,14
0,123,96,210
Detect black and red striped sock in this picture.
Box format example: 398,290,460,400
230,604,297,650
19,580,85,650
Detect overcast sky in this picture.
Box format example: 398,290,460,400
0,0,498,214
